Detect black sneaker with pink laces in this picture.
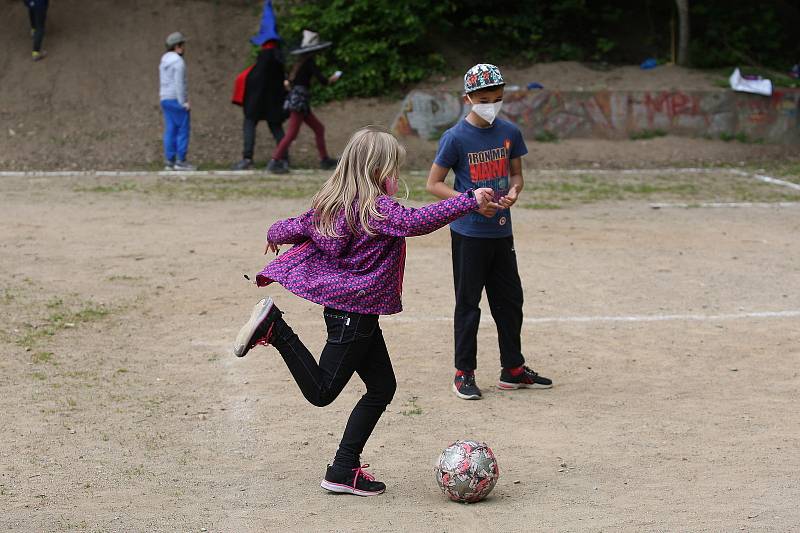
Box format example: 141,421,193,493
320,464,386,496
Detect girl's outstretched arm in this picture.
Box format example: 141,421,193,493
267,210,313,245
373,188,491,237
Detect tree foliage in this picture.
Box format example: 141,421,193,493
276,0,800,100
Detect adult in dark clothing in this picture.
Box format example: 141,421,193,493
267,30,340,174
233,41,289,170
24,0,49,61
233,0,288,170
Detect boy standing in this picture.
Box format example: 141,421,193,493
426,63,552,400
159,32,195,171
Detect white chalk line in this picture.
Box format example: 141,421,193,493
384,309,800,325
0,169,319,178
729,168,800,192
752,174,800,191
650,201,800,209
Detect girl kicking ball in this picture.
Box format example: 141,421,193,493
233,126,493,496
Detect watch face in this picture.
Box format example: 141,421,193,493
498,216,507,226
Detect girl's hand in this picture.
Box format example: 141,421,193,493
474,187,501,218
498,184,520,209
265,241,280,255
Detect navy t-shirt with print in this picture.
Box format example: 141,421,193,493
434,118,528,238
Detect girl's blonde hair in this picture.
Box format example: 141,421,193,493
312,126,406,237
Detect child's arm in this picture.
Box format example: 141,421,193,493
266,210,313,246
427,163,501,218
425,163,460,200
373,188,492,237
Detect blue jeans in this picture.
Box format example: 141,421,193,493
160,99,190,162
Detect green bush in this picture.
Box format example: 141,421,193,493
280,0,450,99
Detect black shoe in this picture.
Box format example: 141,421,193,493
232,297,282,357
452,371,482,400
232,158,253,170
320,157,338,170
498,365,553,390
321,464,385,496
267,158,289,174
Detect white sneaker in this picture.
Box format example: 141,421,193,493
174,161,196,171
233,297,278,358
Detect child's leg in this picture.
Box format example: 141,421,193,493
31,6,47,52
161,101,178,162
270,308,377,409
242,117,257,160
175,106,191,162
333,327,396,469
485,235,525,370
271,111,303,161
451,230,494,371
302,111,330,160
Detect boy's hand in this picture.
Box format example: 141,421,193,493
498,184,520,209
474,187,501,218
265,241,280,255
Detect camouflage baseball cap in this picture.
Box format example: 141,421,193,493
464,63,505,94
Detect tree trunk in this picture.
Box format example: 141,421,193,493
675,0,690,66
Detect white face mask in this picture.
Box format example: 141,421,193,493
468,96,503,124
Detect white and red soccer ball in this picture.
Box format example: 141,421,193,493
434,439,499,503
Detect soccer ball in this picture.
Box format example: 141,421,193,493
434,439,499,503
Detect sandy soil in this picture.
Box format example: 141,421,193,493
1,173,799,531
1,1,797,172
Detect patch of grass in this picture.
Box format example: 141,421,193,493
15,300,110,351
401,396,423,416
719,131,762,144
76,182,138,194
106,274,144,282
534,130,559,143
31,371,47,381
524,202,562,210
31,351,55,365
74,167,800,208
629,129,667,141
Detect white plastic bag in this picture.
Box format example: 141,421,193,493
729,68,772,96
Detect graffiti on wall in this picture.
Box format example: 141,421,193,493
393,89,800,142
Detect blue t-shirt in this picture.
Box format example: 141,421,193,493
434,118,527,238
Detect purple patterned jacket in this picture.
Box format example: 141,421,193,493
256,191,478,315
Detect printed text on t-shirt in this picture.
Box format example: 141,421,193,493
467,140,511,182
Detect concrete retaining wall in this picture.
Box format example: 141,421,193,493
392,89,800,143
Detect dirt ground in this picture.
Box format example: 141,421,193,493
1,170,799,531
2,0,798,171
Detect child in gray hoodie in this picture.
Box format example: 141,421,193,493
159,32,195,171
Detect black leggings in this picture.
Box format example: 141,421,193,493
28,5,48,52
271,307,396,470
